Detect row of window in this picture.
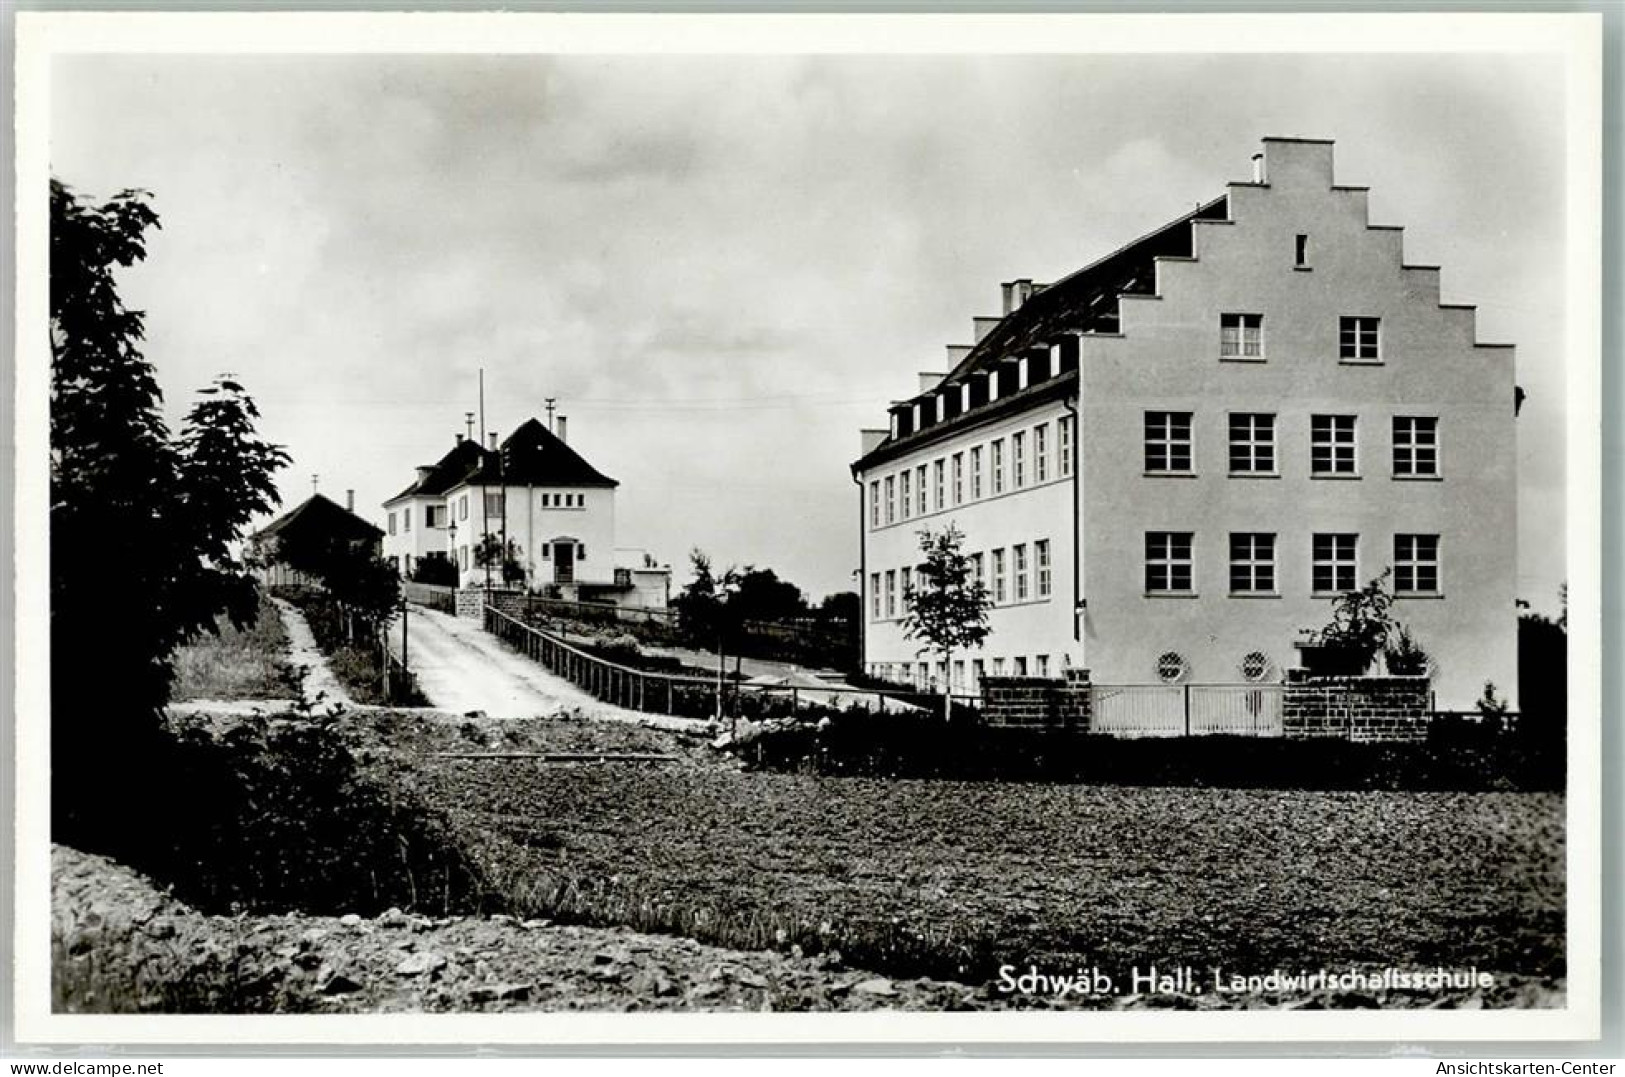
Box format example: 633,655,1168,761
870,654,1070,692
1145,412,1439,478
389,492,588,535
870,539,1053,621
869,650,1281,691
1219,313,1382,363
444,540,590,572
870,417,1075,529
1144,531,1440,596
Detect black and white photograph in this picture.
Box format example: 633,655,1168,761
8,10,1606,1052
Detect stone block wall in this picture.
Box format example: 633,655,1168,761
1283,673,1432,743
982,670,1092,729
454,588,529,621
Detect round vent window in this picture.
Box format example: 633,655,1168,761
1155,651,1188,683
1240,651,1271,682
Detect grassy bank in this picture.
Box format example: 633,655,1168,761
171,596,297,701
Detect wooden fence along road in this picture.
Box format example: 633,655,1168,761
481,605,975,723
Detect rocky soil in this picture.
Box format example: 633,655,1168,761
52,845,979,1013
54,844,1561,1014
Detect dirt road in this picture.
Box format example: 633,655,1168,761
388,605,705,731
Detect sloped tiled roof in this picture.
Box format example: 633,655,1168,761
253,493,383,544
457,418,619,489
853,193,1230,473
384,438,489,504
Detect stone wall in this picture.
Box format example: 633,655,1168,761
981,669,1092,729
453,588,529,621
1283,673,1431,743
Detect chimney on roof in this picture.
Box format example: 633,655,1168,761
464,413,475,442
1252,152,1265,183
917,372,944,394
487,432,499,450
556,416,568,444
1001,279,1035,315
345,489,355,513
415,466,433,483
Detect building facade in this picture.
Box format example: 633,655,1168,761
383,417,671,606
248,491,384,589
852,138,1518,711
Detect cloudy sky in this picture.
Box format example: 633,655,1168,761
50,47,1569,608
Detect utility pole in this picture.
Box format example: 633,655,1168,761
310,474,319,496
545,397,557,433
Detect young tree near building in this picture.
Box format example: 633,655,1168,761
673,550,741,721
51,179,289,841
901,524,991,721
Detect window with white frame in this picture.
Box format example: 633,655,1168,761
460,496,468,521
1034,423,1049,482
1312,533,1358,594
970,446,984,499
900,566,912,602
885,570,897,618
1059,416,1074,476
1220,312,1263,359
992,548,1007,604
991,439,1005,494
915,464,927,515
1340,316,1380,361
404,508,412,532
884,476,896,524
1013,657,1028,676
1035,654,1049,678
1228,413,1276,474
1012,432,1026,489
1394,534,1440,594
1145,411,1193,473
933,459,945,510
992,657,1006,677
1145,531,1194,594
426,505,444,528
1229,532,1276,594
1311,414,1357,475
388,511,397,536
952,453,964,505
1013,543,1029,601
953,660,965,689
870,481,880,528
870,573,881,619
484,492,505,518
970,552,985,592
1036,539,1052,597
899,470,912,520
971,659,984,689
1393,416,1439,477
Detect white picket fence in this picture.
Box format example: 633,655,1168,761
1090,683,1285,738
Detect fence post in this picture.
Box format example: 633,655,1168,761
1183,684,1192,737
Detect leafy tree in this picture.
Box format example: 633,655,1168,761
51,179,288,841
817,591,860,625
900,524,991,720
1303,569,1397,675
1382,624,1432,677
673,550,742,719
730,566,807,624
473,533,525,585
276,525,400,643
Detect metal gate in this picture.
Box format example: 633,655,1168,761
1091,683,1283,738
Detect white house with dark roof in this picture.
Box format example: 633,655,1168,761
384,416,671,607
851,137,1518,712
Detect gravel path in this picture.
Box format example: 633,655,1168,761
388,605,707,733
271,597,355,708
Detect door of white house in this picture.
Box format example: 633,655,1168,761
553,540,575,584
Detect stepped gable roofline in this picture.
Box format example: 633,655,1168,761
935,193,1230,390
253,493,383,543
383,437,490,505
450,417,620,490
